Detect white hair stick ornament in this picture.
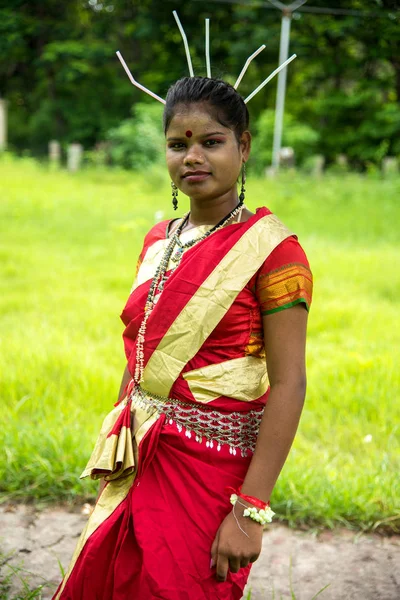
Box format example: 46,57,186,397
173,10,195,77
116,12,298,106
244,54,297,104
115,51,166,104
234,45,266,90
205,18,211,78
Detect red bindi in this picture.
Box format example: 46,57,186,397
185,130,193,138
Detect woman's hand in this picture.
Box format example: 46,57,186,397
210,506,263,582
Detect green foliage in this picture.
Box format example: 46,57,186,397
0,1,130,153
250,110,320,172
0,157,399,533
307,89,400,165
107,103,165,169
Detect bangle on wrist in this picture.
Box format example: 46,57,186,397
227,486,275,525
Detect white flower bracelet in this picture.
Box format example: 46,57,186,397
230,493,275,525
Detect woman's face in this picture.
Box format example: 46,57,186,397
165,103,251,204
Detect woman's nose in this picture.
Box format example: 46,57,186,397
183,145,205,165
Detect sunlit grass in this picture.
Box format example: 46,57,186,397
0,154,399,531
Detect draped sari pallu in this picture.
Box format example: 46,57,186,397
54,209,292,600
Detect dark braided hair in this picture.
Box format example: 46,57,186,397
163,77,250,142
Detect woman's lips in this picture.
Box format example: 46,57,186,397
182,172,210,183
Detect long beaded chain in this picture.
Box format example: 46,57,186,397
134,214,189,383
134,200,244,384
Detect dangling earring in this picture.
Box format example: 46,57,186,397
239,163,246,203
171,182,178,211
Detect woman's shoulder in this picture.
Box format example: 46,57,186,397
267,235,311,269
253,207,308,261
143,219,170,244
139,219,173,257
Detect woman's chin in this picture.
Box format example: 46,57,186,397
185,186,237,205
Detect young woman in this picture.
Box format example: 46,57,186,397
53,77,313,600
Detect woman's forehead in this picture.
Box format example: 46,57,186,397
167,104,229,135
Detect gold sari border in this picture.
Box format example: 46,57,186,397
183,355,270,404
54,473,135,599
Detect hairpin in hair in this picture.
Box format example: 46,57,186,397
205,18,211,78
173,10,195,77
116,51,166,104
116,10,297,105
243,54,296,104
234,45,266,90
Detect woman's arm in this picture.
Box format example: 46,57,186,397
211,304,309,581
240,303,308,501
97,364,132,500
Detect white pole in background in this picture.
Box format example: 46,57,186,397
268,0,308,169
0,99,7,151
272,12,291,169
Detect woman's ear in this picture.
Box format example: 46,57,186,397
240,131,252,161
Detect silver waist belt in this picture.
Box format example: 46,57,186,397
129,385,264,457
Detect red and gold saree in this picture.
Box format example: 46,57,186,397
53,207,312,600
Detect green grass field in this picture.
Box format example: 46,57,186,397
1,154,399,532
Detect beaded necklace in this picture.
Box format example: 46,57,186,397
171,200,244,264
134,200,244,384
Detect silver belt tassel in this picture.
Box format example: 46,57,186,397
129,385,263,458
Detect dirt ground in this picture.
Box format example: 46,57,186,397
0,504,399,600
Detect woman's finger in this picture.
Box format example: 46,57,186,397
210,530,219,567
216,553,229,582
249,553,260,563
228,557,241,573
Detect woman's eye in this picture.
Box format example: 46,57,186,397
204,140,223,148
168,143,185,150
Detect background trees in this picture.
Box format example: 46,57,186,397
0,0,399,167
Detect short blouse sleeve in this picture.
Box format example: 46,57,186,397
255,236,313,316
